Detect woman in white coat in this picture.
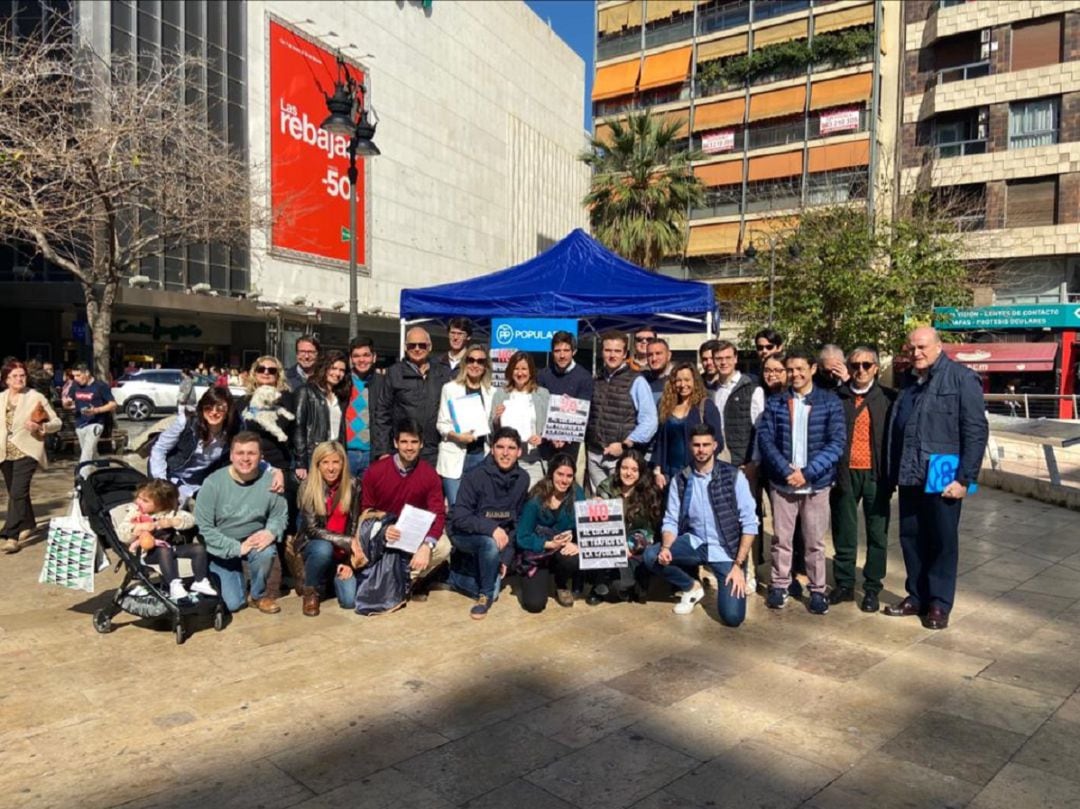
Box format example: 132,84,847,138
0,360,62,553
436,344,495,504
491,351,550,488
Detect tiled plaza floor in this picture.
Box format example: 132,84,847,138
2,458,1079,809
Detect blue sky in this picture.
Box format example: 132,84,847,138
524,0,595,130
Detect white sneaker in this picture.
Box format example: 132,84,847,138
673,586,705,615
168,579,189,601
190,578,218,597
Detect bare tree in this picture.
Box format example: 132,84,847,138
0,27,265,379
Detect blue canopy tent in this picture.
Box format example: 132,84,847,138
399,229,717,354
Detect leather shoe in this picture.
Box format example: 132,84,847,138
923,606,949,630
860,591,880,613
829,586,855,605
301,588,320,617
882,597,922,618
247,595,281,614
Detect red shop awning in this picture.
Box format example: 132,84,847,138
941,342,1058,373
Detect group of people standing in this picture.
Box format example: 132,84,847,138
3,317,988,633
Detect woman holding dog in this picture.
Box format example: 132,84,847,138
236,356,295,474
0,360,62,554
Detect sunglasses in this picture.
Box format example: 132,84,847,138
756,343,775,351
635,336,653,342
848,361,876,371
255,365,279,375
406,342,429,350
465,357,488,365
203,404,228,414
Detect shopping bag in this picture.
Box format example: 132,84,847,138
38,495,106,592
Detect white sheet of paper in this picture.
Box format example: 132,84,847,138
449,394,490,438
391,504,437,555
501,394,534,443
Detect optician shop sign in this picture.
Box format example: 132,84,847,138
491,318,578,352
935,304,1080,331
268,18,367,267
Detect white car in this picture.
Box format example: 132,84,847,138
113,370,247,421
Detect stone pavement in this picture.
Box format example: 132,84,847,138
2,459,1080,809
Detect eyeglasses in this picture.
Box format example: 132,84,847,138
763,368,786,376
849,361,876,371
255,365,279,375
203,404,228,414
406,342,429,350
465,357,487,365
756,343,775,351
635,336,653,343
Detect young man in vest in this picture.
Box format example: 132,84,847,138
584,331,658,491
757,349,846,615
830,346,896,613
711,340,765,472
643,423,758,625
537,330,594,465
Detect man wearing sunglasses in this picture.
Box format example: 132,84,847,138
829,347,896,613
753,329,784,366
373,327,451,468
629,328,655,372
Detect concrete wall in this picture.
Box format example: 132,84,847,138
246,0,589,320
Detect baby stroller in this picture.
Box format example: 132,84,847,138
77,459,226,644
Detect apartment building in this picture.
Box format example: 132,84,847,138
899,1,1080,413
593,0,900,329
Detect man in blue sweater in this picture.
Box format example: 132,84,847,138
537,331,594,465
448,426,530,620
757,348,846,615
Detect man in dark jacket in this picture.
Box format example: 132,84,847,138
829,346,896,613
537,330,594,463
373,326,451,467
448,427,530,619
884,327,987,630
757,348,846,615
435,317,473,375
285,335,320,392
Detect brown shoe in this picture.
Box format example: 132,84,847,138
302,588,320,617
923,606,950,630
555,588,574,608
882,597,923,618
0,538,19,554
247,595,281,614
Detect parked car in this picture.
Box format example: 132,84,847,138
113,370,246,421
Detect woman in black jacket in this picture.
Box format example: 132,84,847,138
291,350,348,481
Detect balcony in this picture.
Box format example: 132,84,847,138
597,28,642,62
1010,129,1058,150
645,14,694,50
691,188,743,219
936,59,989,85
753,0,811,24
934,137,987,158
746,116,806,151
697,1,751,37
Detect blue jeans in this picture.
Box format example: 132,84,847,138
442,452,486,506
449,533,514,600
331,575,358,609
301,538,338,589
643,535,746,627
209,544,278,612
347,449,371,479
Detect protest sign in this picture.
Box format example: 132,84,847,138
575,499,628,570
541,394,590,443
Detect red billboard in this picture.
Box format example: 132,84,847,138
269,18,367,266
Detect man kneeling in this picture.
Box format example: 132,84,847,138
643,423,758,626
196,431,288,613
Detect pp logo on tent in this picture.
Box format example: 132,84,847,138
495,324,514,345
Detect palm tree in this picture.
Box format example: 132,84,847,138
581,111,705,269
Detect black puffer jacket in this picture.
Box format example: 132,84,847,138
290,383,345,472
373,359,451,461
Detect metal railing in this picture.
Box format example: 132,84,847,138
746,117,806,150
697,1,751,36
753,0,811,23
934,137,987,158
936,59,990,85
1009,130,1058,150
951,213,986,231
597,29,642,62
984,394,1079,420
645,15,695,49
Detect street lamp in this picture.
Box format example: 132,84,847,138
320,55,380,341
744,233,799,327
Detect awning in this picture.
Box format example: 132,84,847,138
753,18,808,48
747,149,803,181
748,84,806,122
942,343,1059,373
686,221,741,256
656,108,690,137
639,46,692,92
594,123,613,145
807,139,870,172
692,97,745,131
593,58,640,101
814,3,875,35
809,73,873,111
645,0,695,22
598,2,631,34
695,159,743,187
697,34,748,62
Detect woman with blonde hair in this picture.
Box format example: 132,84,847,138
436,344,494,504
491,350,550,487
0,360,62,553
652,362,724,489
292,441,364,616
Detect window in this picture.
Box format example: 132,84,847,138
1009,98,1058,150
1005,178,1057,227
1011,16,1063,72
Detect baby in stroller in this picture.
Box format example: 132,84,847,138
116,479,217,602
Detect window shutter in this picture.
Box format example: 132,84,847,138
1011,16,1063,72
1006,179,1057,226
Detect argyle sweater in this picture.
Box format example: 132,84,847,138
346,373,371,452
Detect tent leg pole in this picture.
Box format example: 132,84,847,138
706,309,713,337
399,319,406,361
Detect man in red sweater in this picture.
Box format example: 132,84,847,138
361,418,449,600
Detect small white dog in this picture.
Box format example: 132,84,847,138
243,385,295,443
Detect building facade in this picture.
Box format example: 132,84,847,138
593,0,900,336
0,0,588,372
900,0,1080,412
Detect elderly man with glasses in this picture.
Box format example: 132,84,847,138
373,326,451,468
829,347,897,613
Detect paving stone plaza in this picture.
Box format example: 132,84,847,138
1,458,1079,809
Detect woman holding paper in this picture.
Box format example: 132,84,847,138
515,452,585,612
491,351,550,488
293,441,365,617
596,449,663,603
437,344,495,504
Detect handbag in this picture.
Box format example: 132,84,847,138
353,514,409,615
39,494,107,592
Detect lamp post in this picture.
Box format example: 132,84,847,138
320,56,380,341
744,232,798,328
